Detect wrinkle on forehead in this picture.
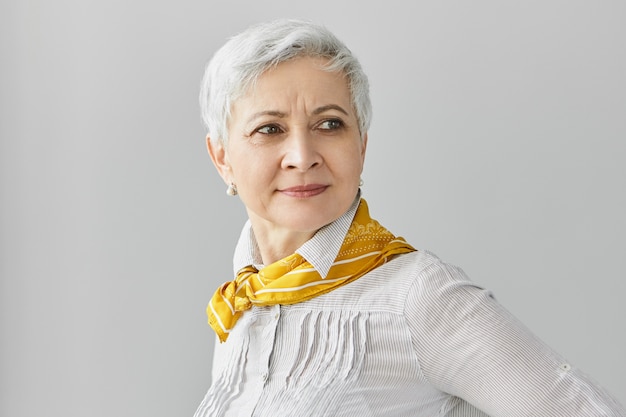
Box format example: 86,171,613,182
231,56,354,121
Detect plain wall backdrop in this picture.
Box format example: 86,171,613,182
1,1,624,416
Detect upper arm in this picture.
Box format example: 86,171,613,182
404,260,625,417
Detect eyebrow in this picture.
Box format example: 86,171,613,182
312,104,349,116
247,105,349,124
247,110,287,124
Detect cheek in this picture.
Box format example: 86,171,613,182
342,145,366,173
233,157,275,187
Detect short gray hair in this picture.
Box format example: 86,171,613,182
199,19,371,144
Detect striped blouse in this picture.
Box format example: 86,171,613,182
193,198,625,417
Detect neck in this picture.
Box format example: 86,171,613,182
248,212,317,265
248,217,316,265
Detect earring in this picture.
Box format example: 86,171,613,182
359,178,364,187
226,183,238,196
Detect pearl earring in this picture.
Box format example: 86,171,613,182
359,178,364,187
226,183,238,196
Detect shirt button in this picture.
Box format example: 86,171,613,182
274,313,279,320
262,372,269,382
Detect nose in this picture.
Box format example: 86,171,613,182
280,128,322,171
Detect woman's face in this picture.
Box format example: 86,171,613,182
209,56,367,238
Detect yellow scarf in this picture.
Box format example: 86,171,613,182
207,199,416,342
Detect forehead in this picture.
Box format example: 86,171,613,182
232,56,353,117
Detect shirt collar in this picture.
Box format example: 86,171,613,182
232,193,361,278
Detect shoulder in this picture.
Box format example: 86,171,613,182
312,249,480,313
381,249,480,298
404,250,484,298
380,250,492,326
402,249,493,314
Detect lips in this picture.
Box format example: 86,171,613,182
279,184,328,198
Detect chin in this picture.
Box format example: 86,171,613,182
280,209,341,233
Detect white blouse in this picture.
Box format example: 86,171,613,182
194,198,624,417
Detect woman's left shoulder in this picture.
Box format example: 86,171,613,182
390,248,475,288
389,248,494,314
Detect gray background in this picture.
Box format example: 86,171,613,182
1,1,624,416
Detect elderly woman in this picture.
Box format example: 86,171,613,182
193,19,624,417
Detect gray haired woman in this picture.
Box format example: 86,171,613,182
193,18,625,417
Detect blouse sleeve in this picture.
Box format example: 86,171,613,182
404,256,625,417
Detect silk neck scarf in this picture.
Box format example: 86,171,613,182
207,198,416,342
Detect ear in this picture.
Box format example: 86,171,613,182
360,133,368,167
206,134,232,184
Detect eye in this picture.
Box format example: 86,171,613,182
317,119,344,131
255,124,283,135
